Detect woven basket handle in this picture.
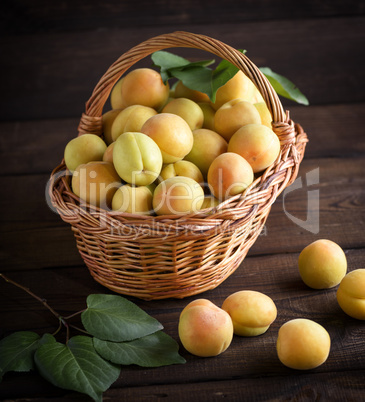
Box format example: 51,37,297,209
78,31,287,137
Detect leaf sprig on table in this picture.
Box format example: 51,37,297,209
152,50,309,105
0,274,185,402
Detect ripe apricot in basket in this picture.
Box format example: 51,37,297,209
211,70,257,110
161,97,204,131
64,133,107,172
153,176,204,216
112,184,154,216
111,105,157,142
111,68,170,111
141,113,193,164
228,123,281,173
178,299,234,357
207,152,254,200
71,161,121,209
214,99,261,141
159,160,204,185
113,131,163,186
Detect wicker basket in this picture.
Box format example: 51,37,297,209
49,31,308,300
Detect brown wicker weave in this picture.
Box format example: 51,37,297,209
49,31,308,300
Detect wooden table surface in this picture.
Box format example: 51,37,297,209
1,2,364,401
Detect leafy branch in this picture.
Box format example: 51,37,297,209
152,50,309,105
0,273,185,402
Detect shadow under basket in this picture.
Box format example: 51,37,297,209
48,31,308,300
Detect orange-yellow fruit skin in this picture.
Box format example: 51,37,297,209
207,152,254,200
276,319,331,370
178,299,234,357
337,269,365,320
298,239,347,289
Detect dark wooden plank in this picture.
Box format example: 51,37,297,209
2,1,364,35
1,17,364,121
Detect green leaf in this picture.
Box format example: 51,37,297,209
93,331,186,367
259,67,309,105
0,332,54,380
34,335,120,402
81,294,163,342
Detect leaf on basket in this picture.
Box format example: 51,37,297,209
81,294,163,342
152,49,308,105
34,335,120,402
93,331,186,367
0,332,53,380
259,67,309,105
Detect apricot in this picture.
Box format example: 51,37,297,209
207,152,254,200
110,77,126,110
159,160,204,185
161,97,204,131
222,290,277,336
174,80,210,103
276,319,331,370
212,70,256,110
112,184,154,215
153,176,204,216
178,299,234,357
118,68,170,110
298,239,347,289
111,105,157,142
184,128,227,178
71,161,121,209
113,132,163,186
200,195,220,210
141,113,193,164
228,123,281,173
337,269,365,320
102,142,115,164
64,134,107,172
197,102,216,131
214,99,262,141
254,102,272,129
102,109,122,144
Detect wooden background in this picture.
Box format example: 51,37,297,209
0,1,364,401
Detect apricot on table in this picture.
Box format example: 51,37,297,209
228,123,281,173
141,113,193,164
222,290,277,336
71,161,121,209
214,99,262,141
207,152,254,200
161,97,204,131
184,128,227,179
298,239,347,289
153,176,204,216
276,318,331,370
64,133,107,172
336,269,365,320
113,132,163,186
178,299,234,357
